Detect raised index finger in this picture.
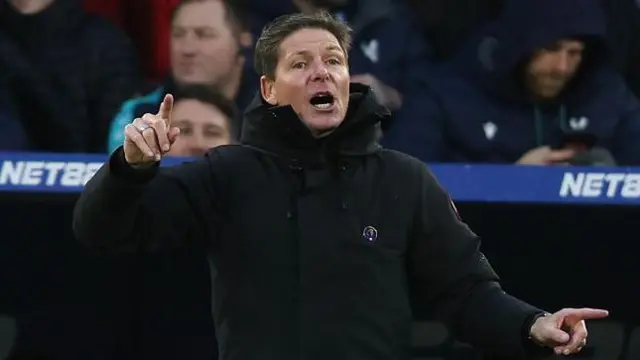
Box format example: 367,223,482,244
570,308,609,320
157,94,174,126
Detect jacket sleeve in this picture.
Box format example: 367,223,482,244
407,164,546,358
72,147,218,254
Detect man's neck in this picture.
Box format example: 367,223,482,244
9,0,54,14
175,65,243,101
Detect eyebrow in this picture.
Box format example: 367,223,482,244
204,123,226,131
288,45,344,58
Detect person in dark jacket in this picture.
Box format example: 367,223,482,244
600,0,640,98
0,0,139,153
73,12,608,360
385,0,640,165
0,73,30,150
402,0,503,61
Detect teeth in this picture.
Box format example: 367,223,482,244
313,103,332,109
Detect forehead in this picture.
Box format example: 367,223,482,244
278,28,343,59
173,99,229,126
173,0,228,28
558,39,584,50
544,39,585,51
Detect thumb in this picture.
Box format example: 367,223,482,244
545,328,571,344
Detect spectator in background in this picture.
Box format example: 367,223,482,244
235,0,297,44
167,84,238,157
402,0,503,61
107,0,254,154
403,0,640,97
0,73,30,150
0,0,139,153
601,0,640,98
387,0,640,166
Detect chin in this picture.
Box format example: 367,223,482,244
176,73,208,85
305,115,344,132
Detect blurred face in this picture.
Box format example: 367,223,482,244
526,39,584,99
168,99,232,157
170,0,240,86
260,28,350,135
8,0,54,14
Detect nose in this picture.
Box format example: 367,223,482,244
310,61,330,81
177,34,198,56
187,136,210,156
554,51,570,74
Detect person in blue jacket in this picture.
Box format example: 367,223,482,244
384,0,640,166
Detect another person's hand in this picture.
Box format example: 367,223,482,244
516,146,575,165
529,308,609,355
351,74,403,110
123,94,180,165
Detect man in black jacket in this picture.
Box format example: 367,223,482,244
73,11,608,360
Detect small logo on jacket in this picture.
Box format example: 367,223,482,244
483,122,497,140
362,226,378,242
361,40,379,63
568,116,589,130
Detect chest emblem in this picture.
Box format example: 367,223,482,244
362,226,378,242
483,121,498,140
568,116,589,130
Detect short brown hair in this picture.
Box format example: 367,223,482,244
173,84,240,138
254,11,352,79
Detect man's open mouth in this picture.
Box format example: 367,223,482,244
310,92,335,110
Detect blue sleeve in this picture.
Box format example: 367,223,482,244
613,88,640,166
381,83,449,163
107,101,137,154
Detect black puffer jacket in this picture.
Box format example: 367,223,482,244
73,84,544,359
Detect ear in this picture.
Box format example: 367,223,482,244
260,76,278,105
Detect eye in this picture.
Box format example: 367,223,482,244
171,28,186,38
292,62,306,69
327,58,342,65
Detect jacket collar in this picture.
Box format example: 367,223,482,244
240,83,389,165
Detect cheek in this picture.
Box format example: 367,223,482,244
274,80,303,105
205,41,236,59
568,60,581,75
168,139,187,155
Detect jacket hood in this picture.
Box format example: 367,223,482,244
240,83,389,164
454,0,608,103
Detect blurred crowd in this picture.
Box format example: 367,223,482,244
1,0,640,166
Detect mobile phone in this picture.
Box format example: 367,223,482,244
552,132,597,150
